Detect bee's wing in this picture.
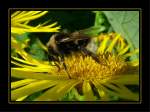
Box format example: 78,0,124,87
59,33,90,43
59,26,102,42
59,37,89,43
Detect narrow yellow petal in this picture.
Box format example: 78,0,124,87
97,36,109,54
97,83,131,100
34,80,80,101
118,45,130,55
12,11,27,19
16,95,28,101
103,83,139,101
120,38,127,51
97,89,110,101
103,83,122,92
13,22,34,29
11,11,22,19
106,34,121,52
11,11,28,19
11,11,21,18
16,50,41,64
123,49,139,58
82,80,96,101
36,38,48,52
92,80,110,101
44,22,58,28
11,27,26,34
12,55,57,73
11,56,36,66
12,11,48,23
109,74,139,85
115,84,139,101
72,88,85,101
24,20,30,25
11,68,67,80
11,80,58,101
39,20,51,26
127,59,139,66
11,26,60,34
11,79,36,89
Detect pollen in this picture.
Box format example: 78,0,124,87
60,53,128,81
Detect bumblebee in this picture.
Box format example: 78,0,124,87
46,30,100,78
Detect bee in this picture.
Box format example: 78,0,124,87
46,30,100,78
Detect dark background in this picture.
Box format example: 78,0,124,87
0,0,149,111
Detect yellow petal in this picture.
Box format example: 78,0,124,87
82,80,96,101
11,80,58,101
16,95,28,101
11,79,36,89
103,83,139,101
11,56,36,67
11,11,22,18
97,36,109,54
34,80,80,101
123,49,139,58
127,59,139,66
12,11,48,23
92,80,110,101
106,34,121,52
115,84,139,101
109,74,139,85
11,68,67,80
118,45,130,55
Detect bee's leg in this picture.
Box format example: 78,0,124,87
79,46,107,66
54,62,61,71
79,46,100,63
60,55,71,79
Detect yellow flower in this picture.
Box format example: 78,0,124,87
11,11,61,34
11,33,139,101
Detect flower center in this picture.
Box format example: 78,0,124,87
60,53,127,81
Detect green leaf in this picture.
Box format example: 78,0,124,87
103,11,139,59
80,26,106,37
89,11,111,35
13,33,29,43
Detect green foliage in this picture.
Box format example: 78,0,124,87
60,88,85,101
14,33,29,43
94,11,111,33
11,33,30,57
12,33,47,61
82,11,110,37
25,37,47,61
